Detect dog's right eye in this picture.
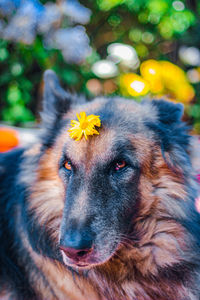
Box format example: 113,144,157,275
111,160,128,174
64,161,72,171
114,160,127,171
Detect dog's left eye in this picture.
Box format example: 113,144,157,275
64,161,72,171
114,160,127,171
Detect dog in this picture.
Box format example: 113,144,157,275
0,70,200,300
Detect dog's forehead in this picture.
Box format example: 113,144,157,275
57,97,157,165
62,127,120,165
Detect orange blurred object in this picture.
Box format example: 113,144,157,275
0,127,19,152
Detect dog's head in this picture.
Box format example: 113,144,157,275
25,70,196,273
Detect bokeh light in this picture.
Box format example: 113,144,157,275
179,46,200,66
0,0,199,133
92,60,118,78
120,73,150,97
140,60,164,93
107,43,140,68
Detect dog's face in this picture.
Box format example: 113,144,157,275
58,103,143,268
25,70,192,272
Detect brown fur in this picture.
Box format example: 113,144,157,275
21,129,195,300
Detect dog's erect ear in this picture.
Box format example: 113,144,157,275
149,99,190,172
151,99,184,125
41,70,71,130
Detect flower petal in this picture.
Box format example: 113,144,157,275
68,111,101,141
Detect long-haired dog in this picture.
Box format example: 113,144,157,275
0,70,200,300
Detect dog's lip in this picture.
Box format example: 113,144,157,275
61,249,90,266
61,245,121,269
61,248,99,268
75,262,90,267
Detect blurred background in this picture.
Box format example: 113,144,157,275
1,0,200,212
0,0,200,137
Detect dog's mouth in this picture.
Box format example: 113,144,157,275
60,243,120,269
60,248,100,268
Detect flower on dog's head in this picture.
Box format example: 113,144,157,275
68,111,101,141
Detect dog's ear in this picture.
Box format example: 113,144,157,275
40,70,72,148
41,70,71,130
149,99,190,173
151,99,184,125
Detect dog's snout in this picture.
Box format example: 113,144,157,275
60,229,94,260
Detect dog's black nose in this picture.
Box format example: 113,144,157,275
60,230,93,260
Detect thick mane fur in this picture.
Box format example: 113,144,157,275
0,71,200,300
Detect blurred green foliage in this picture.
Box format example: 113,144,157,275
0,0,200,132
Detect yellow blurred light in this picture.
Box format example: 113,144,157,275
120,73,150,97
172,83,195,103
130,80,145,93
141,60,161,77
158,60,194,102
140,59,164,93
159,60,187,88
119,60,195,103
149,68,156,74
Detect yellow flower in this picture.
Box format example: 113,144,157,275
172,83,195,103
159,61,195,102
120,73,150,97
68,111,101,141
159,61,187,88
140,60,164,94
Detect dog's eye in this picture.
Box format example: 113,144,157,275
64,161,72,171
114,160,127,171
